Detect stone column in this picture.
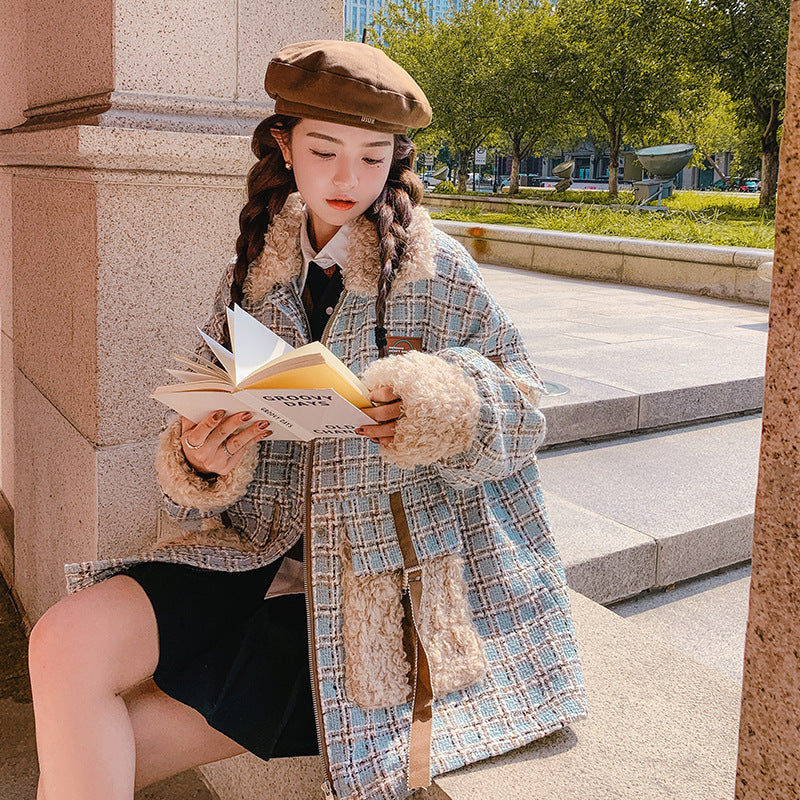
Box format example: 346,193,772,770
736,2,800,796
0,0,342,624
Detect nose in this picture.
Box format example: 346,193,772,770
332,157,357,190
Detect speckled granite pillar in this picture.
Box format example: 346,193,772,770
0,2,342,623
736,3,800,797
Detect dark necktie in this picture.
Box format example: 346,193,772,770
302,260,344,341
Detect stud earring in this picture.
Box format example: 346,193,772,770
285,162,292,170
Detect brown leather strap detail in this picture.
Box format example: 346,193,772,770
391,491,418,568
390,491,433,790
406,571,433,789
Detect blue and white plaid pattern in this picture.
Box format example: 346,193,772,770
66,228,587,799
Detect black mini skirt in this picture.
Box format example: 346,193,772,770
122,560,319,761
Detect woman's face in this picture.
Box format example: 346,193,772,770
275,118,394,250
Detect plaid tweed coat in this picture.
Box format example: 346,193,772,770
66,195,587,800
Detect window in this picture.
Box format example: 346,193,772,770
575,157,591,180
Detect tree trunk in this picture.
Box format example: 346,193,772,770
457,149,470,194
701,149,730,184
759,98,781,207
607,122,622,199
509,138,521,195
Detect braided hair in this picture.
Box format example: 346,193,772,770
364,136,424,358
231,115,423,358
226,114,300,347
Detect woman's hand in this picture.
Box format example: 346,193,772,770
180,410,271,477
356,387,403,446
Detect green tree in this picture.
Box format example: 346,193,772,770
649,81,760,187
556,0,689,198
683,0,790,206
374,0,501,192
491,1,582,193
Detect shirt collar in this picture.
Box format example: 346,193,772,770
297,206,352,289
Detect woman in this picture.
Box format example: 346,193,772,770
29,40,586,800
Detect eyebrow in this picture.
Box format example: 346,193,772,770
305,131,393,148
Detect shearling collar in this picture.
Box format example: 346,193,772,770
243,193,436,302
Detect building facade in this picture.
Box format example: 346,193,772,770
345,0,462,36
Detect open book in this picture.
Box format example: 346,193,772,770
152,305,375,441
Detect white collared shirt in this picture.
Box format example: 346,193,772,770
296,206,352,292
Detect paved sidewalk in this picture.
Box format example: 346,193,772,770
479,265,768,446
611,563,751,683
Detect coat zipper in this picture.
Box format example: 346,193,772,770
304,443,335,797
302,287,348,799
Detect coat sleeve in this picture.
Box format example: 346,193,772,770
362,239,546,489
155,258,261,525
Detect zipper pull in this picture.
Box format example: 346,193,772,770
322,780,336,799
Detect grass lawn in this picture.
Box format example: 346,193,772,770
427,190,775,249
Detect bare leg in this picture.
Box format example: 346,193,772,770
35,679,245,800
29,575,244,800
123,678,245,791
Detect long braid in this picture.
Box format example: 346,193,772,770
225,114,300,347
365,136,424,358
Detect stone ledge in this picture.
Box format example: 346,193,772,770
540,415,761,604
430,591,739,800
199,591,740,800
0,125,254,174
434,219,773,305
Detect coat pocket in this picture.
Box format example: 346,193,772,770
340,538,411,709
418,553,489,698
338,489,488,710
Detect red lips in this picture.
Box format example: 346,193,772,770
326,199,356,210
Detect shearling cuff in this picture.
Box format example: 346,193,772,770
341,542,411,709
154,417,260,515
421,554,489,697
362,351,481,469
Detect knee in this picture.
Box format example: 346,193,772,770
29,594,88,685
30,577,158,696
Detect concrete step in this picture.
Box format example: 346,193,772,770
477,264,768,447
429,591,741,800
610,563,751,684
539,414,761,605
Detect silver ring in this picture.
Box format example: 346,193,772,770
222,439,234,457
184,437,204,450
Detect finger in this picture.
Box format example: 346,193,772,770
369,386,401,405
183,410,225,448
225,420,272,455
377,436,395,446
361,400,402,423
357,421,397,438
205,411,254,450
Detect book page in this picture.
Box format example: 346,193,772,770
165,369,224,384
229,304,294,385
198,329,236,380
173,349,231,381
243,364,371,408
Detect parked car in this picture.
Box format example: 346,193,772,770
704,177,760,192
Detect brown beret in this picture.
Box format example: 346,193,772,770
265,40,432,134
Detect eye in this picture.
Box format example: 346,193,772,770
363,157,386,165
310,149,334,159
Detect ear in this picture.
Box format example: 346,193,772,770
271,128,292,164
